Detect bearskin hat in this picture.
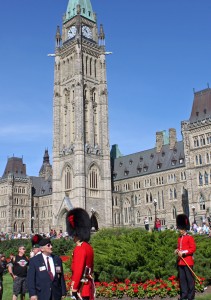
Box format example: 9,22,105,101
176,214,190,230
39,238,51,247
66,208,91,242
31,234,43,248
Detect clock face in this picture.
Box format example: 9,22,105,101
68,26,77,39
82,26,92,39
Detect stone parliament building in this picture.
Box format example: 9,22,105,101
0,0,211,234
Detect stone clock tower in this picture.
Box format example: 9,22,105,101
52,0,112,230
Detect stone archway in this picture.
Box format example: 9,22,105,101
57,208,68,233
56,195,73,233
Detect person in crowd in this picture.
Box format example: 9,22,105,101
0,254,7,274
175,214,196,300
155,218,161,231
66,208,95,300
8,245,29,300
144,217,149,231
0,255,5,300
30,234,43,258
27,238,66,300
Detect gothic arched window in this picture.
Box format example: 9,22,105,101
123,199,131,224
136,211,141,223
205,171,209,185
199,172,203,186
88,165,100,197
174,188,177,199
172,206,177,219
64,166,73,191
199,194,206,210
14,222,17,232
21,222,25,232
148,209,152,222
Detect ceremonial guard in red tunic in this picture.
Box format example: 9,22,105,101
175,214,196,300
66,208,94,300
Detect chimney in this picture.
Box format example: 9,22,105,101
169,128,177,149
156,131,164,153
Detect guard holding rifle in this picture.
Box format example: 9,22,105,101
66,208,94,300
175,214,196,300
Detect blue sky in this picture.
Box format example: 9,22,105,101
0,0,211,176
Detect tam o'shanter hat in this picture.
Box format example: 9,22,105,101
31,234,43,248
66,208,91,242
176,214,190,230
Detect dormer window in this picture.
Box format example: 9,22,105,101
162,151,165,157
171,159,177,166
129,159,133,165
173,148,177,154
140,156,143,162
124,168,129,176
112,172,117,179
157,163,162,169
119,162,123,167
150,154,154,159
137,167,142,174
179,158,184,164
143,165,148,172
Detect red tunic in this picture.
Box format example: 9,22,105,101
71,241,94,298
177,234,196,266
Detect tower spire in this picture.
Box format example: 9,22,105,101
65,0,95,23
55,25,61,48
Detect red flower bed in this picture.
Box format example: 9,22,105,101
60,255,70,262
64,274,205,298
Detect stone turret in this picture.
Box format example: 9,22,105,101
39,149,52,179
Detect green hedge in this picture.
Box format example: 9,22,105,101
0,237,74,258
91,228,211,284
0,229,210,286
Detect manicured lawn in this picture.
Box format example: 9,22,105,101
2,273,29,300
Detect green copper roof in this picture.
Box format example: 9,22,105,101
65,0,95,22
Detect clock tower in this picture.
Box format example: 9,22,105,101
52,0,112,230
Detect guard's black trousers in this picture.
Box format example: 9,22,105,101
178,265,195,300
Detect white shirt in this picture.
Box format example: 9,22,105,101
42,254,55,277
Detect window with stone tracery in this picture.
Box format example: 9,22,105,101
199,194,206,210
172,206,177,219
123,199,131,224
21,222,25,232
14,222,17,232
136,211,141,223
64,166,73,191
148,209,152,221
88,165,100,197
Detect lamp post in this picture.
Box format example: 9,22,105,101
153,199,158,230
192,205,196,223
31,217,35,234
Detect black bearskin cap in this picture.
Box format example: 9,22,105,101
31,234,43,248
39,238,51,247
176,214,190,230
66,208,91,242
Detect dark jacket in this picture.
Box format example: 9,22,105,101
27,253,66,300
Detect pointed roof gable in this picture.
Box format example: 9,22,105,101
65,0,95,23
189,88,211,123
